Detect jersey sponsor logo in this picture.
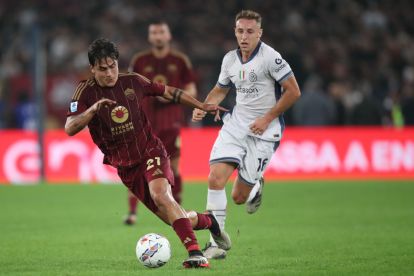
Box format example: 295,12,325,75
111,121,134,136
70,101,78,112
275,63,286,73
124,88,136,101
275,58,282,64
153,74,168,85
249,71,257,82
167,64,177,72
111,106,129,124
236,86,259,98
143,66,153,73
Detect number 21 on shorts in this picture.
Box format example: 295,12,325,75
146,157,161,171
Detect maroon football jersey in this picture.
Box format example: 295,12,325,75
129,49,196,132
67,73,167,168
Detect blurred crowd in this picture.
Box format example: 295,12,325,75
0,0,413,129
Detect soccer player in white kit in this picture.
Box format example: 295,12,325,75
192,10,301,259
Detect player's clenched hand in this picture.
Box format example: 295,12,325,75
91,98,117,113
201,104,229,122
192,108,206,122
249,116,272,135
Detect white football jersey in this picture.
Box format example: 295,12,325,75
217,41,293,142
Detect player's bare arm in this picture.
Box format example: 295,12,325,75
163,86,228,114
156,81,197,104
192,86,230,122
65,98,117,136
250,76,301,135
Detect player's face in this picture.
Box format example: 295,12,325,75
235,18,262,54
148,24,171,49
90,57,119,87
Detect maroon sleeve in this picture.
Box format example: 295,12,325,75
66,81,89,117
135,73,165,97
179,55,196,86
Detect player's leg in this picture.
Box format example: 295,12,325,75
149,180,227,267
160,128,182,204
152,163,233,254
234,138,279,214
144,151,213,268
231,175,254,205
148,177,209,268
170,156,182,203
124,190,138,225
204,128,244,258
201,162,235,259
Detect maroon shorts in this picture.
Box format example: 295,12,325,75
156,128,180,159
117,150,174,213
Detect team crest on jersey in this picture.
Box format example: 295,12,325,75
153,74,167,85
111,106,129,123
144,66,153,73
249,71,257,82
70,101,78,112
167,64,177,72
124,88,136,100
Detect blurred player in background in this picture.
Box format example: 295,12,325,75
126,20,197,225
193,10,301,259
65,38,230,268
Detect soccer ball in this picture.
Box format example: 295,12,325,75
135,233,171,268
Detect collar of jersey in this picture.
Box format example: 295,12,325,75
236,41,262,64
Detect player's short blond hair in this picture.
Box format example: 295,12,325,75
235,10,262,27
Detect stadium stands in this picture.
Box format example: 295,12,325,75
0,0,413,128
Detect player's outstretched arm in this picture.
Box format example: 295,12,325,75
192,86,230,122
156,82,198,104
163,86,228,114
65,98,117,136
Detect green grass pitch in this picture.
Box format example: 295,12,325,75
1,181,414,275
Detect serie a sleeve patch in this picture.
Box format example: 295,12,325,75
70,101,78,112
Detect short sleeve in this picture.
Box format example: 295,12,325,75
268,51,293,84
179,54,196,86
217,53,233,88
135,73,165,97
66,81,89,117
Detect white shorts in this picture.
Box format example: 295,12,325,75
209,127,279,186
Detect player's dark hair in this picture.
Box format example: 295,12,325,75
88,38,119,66
235,10,262,26
148,18,169,26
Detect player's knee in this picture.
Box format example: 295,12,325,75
208,172,226,189
231,192,247,205
152,192,174,209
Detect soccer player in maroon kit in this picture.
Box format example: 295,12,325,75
65,38,230,268
125,20,196,225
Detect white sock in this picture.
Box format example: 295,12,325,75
206,189,227,246
246,179,261,203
